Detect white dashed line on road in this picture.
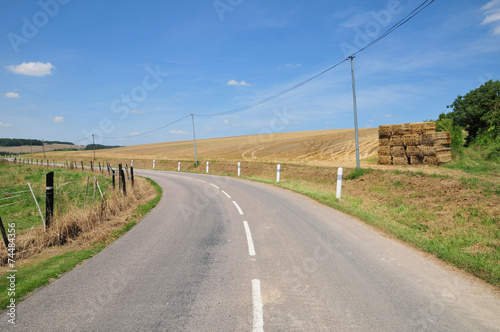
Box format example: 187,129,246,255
209,183,220,189
252,279,264,332
232,201,244,215
243,221,256,256
221,190,231,199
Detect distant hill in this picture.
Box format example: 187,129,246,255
0,138,75,147
85,144,123,150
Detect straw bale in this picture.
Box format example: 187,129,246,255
422,132,451,146
409,156,422,165
378,156,392,165
379,137,390,146
378,146,390,157
390,146,406,158
406,146,421,157
393,157,409,165
390,135,404,146
423,156,438,165
401,123,411,135
420,145,436,156
422,122,437,134
391,124,404,135
403,134,421,147
410,122,424,135
378,125,392,137
436,152,452,165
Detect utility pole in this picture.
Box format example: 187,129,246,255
92,134,96,161
191,114,198,166
348,56,361,170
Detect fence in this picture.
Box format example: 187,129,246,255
0,161,135,250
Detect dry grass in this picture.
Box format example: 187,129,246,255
0,176,156,267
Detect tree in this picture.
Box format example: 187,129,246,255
447,80,500,145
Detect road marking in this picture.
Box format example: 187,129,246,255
209,183,220,189
221,190,231,199
243,221,256,256
252,279,264,332
196,179,207,183
232,201,244,215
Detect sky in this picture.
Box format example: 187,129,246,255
0,0,499,147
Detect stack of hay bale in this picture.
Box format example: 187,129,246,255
378,122,452,166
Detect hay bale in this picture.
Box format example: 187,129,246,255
378,156,392,165
422,122,437,134
393,157,409,165
410,156,422,165
406,146,421,157
403,134,421,147
390,146,406,157
378,146,390,157
422,132,451,146
410,122,424,135
378,125,392,137
436,152,452,165
390,135,404,146
402,123,411,135
379,137,390,146
420,146,435,156
391,124,404,135
423,156,438,165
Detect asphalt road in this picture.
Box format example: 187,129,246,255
2,169,500,331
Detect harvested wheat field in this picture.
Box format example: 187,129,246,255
35,128,379,167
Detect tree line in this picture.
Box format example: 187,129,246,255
0,139,75,147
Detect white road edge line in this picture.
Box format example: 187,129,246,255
232,201,244,215
221,190,231,199
243,221,256,256
210,183,220,189
252,279,264,332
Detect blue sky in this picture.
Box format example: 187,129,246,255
1,0,499,146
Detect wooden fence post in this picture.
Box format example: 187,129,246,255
118,164,122,190
120,168,126,195
112,169,116,189
131,166,134,186
0,216,10,249
81,161,84,171
90,161,94,172
45,171,54,228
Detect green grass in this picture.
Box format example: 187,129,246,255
0,170,162,309
345,168,373,180
444,147,500,175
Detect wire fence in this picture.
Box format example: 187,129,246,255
0,160,133,238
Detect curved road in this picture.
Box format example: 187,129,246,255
2,169,499,331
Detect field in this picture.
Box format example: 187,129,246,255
31,128,379,167
0,143,85,154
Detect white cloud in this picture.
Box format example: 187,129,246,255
6,62,56,77
223,119,229,124
170,130,189,135
129,132,139,136
227,79,252,86
384,114,394,118
0,122,13,127
481,0,500,35
130,110,145,114
53,116,64,123
5,92,20,98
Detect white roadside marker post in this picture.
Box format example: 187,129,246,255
238,162,241,177
131,160,134,167
336,167,343,199
277,164,281,183
153,160,155,169
178,162,181,171
206,161,209,173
